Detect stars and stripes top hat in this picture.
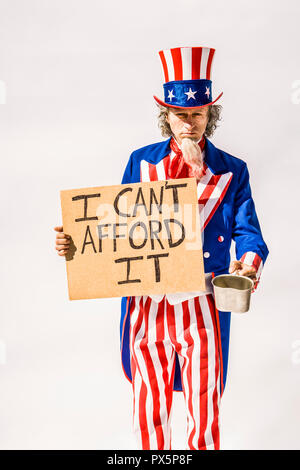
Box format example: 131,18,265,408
153,46,223,109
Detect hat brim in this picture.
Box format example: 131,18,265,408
153,91,223,109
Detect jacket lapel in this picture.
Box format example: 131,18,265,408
197,163,233,230
140,138,233,231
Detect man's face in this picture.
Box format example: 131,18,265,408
166,106,210,145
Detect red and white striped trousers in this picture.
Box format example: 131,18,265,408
129,294,221,450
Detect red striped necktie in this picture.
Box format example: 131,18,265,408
168,136,206,180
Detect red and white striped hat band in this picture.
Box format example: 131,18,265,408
153,46,223,109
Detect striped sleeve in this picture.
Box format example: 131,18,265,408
240,251,263,292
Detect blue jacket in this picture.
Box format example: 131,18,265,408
119,137,269,395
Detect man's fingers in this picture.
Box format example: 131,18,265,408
55,244,70,251
54,226,71,239
238,265,257,278
54,226,71,256
56,239,70,245
57,249,67,256
56,232,71,240
240,270,256,278
229,260,242,273
229,261,257,279
247,273,257,280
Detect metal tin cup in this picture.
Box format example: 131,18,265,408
211,274,254,313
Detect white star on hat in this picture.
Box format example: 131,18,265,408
205,86,210,98
184,88,197,100
167,89,175,102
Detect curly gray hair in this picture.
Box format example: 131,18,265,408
157,103,222,138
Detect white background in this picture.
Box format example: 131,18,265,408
0,0,299,450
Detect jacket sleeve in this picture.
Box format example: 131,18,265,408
232,162,269,290
121,153,133,184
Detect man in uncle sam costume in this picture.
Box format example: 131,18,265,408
119,46,269,450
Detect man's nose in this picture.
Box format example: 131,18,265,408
184,120,193,128
185,114,196,125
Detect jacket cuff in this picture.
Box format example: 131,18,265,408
239,251,263,292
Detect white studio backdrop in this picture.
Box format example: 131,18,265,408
0,0,299,450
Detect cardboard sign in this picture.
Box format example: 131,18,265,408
60,178,205,300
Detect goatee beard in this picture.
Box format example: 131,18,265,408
181,137,204,179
